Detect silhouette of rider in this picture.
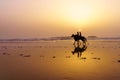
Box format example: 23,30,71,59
77,32,82,37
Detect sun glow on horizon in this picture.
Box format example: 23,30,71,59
1,0,120,38
62,4,94,26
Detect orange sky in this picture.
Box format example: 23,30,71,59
0,0,120,38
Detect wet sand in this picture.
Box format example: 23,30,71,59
0,40,120,80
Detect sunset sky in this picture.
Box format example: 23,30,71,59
0,0,120,38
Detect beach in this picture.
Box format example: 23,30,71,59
0,40,120,80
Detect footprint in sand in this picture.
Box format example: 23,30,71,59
92,57,101,60
23,55,31,57
117,60,120,62
80,57,87,60
2,52,10,56
66,56,71,58
91,52,94,54
3,52,7,55
19,54,24,56
52,56,56,58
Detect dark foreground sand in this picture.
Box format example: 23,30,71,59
0,40,120,80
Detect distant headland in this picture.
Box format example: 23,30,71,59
0,36,120,42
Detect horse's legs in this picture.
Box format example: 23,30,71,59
77,52,79,58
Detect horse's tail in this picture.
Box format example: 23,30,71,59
81,36,87,42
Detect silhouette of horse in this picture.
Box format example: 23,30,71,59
72,44,87,57
71,34,87,45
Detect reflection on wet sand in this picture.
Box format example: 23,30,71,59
72,43,87,58
0,40,120,80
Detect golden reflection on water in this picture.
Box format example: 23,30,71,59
0,40,120,80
